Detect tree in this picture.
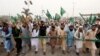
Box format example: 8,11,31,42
21,8,33,17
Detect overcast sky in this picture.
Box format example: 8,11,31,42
0,0,100,17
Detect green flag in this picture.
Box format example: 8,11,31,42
88,15,96,25
55,13,61,20
88,14,92,25
46,10,52,19
60,7,66,16
91,15,96,25
11,16,17,23
79,13,87,23
70,17,74,24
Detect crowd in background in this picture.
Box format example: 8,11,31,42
0,19,100,56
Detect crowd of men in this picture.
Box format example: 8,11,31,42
0,19,100,56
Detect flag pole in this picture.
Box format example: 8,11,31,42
72,0,75,17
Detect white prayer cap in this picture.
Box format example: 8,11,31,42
79,26,83,28
68,23,73,26
76,24,79,27
99,22,100,25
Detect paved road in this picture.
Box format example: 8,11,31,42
0,44,100,56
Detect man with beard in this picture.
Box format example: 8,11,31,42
39,21,47,55
12,23,22,56
74,26,85,56
84,25,98,56
2,22,13,56
21,23,31,54
58,23,66,54
31,24,39,54
66,25,75,52
48,25,57,54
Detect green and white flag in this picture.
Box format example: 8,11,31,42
60,7,66,16
91,15,96,25
88,14,96,25
55,13,61,21
46,10,52,19
88,14,92,25
70,17,74,24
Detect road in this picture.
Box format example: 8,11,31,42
0,44,99,56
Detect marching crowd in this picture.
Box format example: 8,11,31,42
0,19,100,56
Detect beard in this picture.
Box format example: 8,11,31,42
69,29,73,31
92,28,95,31
61,28,64,30
0,25,2,27
79,29,82,32
52,29,55,31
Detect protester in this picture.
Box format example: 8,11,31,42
0,17,100,56
2,22,13,56
0,21,3,45
66,25,75,52
58,23,66,54
39,21,47,55
84,25,98,56
95,19,100,55
55,22,61,47
12,23,22,56
48,25,57,54
31,24,39,54
74,26,85,56
21,23,31,54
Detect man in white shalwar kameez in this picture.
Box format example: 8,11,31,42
74,26,85,55
31,24,39,54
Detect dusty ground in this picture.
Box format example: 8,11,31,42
0,44,99,56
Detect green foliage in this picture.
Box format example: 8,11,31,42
10,16,18,23
17,14,22,19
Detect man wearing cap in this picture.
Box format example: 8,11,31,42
66,25,75,52
74,26,85,56
31,23,39,54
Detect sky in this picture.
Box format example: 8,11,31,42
0,0,100,17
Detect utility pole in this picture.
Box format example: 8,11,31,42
72,0,75,17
